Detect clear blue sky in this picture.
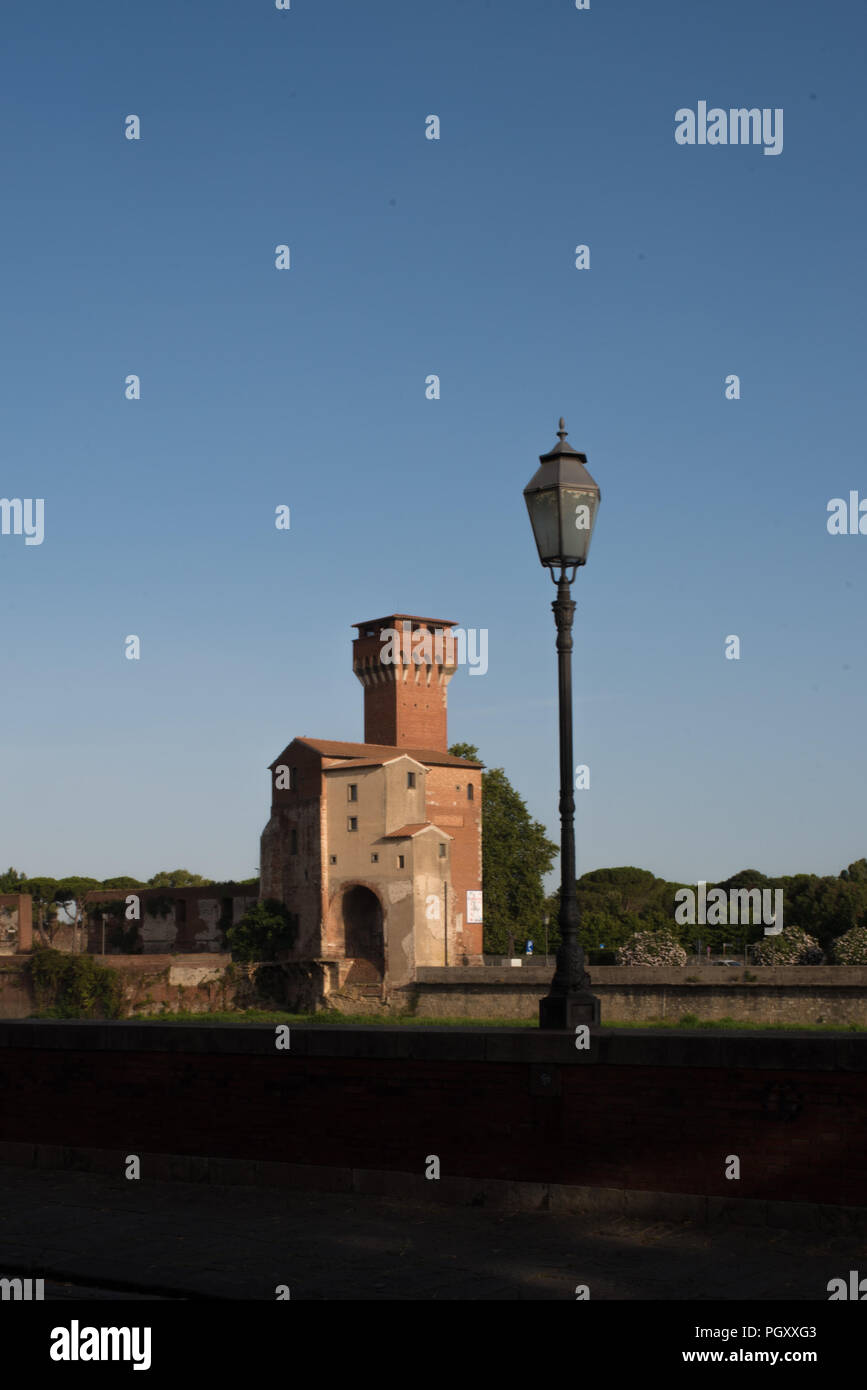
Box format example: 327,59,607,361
1,0,865,888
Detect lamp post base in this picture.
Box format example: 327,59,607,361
539,991,601,1030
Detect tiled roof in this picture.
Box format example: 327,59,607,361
353,615,457,629
382,823,453,839
321,757,387,770
291,738,482,769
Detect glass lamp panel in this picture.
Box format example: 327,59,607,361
525,488,561,564
558,486,599,564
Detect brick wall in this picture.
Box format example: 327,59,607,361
353,618,455,751
0,954,246,1019
0,1024,863,1208
85,887,257,954
0,895,32,955
424,766,483,961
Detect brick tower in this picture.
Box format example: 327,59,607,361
352,615,458,752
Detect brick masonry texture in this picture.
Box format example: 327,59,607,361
0,1023,864,1208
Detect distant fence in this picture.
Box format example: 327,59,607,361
482,954,556,969
483,950,772,968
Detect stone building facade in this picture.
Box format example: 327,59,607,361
260,614,484,992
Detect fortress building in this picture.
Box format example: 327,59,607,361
260,615,484,997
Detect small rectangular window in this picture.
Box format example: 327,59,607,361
329,854,337,865
348,783,358,802
407,772,416,789
370,853,379,864
397,855,405,869
347,817,358,832
467,783,474,801
439,843,447,858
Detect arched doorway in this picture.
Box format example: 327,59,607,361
342,885,384,983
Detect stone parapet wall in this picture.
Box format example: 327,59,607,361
408,966,867,1025
0,1022,864,1209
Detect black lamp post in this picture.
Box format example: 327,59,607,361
524,418,601,1030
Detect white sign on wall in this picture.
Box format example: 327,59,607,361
466,891,483,924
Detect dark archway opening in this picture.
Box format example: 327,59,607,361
342,885,384,982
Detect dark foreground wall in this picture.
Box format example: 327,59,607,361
0,1022,864,1214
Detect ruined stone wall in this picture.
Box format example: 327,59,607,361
86,887,258,955
0,896,31,955
261,741,325,956
0,954,290,1019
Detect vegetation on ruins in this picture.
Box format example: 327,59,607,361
27,947,124,1019
225,899,297,962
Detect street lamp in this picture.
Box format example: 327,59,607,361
524,417,601,1030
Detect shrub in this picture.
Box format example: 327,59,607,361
829,924,867,965
27,947,124,1019
226,899,297,963
752,925,823,965
616,930,687,967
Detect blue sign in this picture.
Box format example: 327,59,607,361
526,940,534,954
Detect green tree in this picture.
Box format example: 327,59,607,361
27,948,124,1018
717,868,773,891
226,899,297,963
147,869,212,888
449,744,557,954
783,875,867,952
0,867,27,894
840,858,867,883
